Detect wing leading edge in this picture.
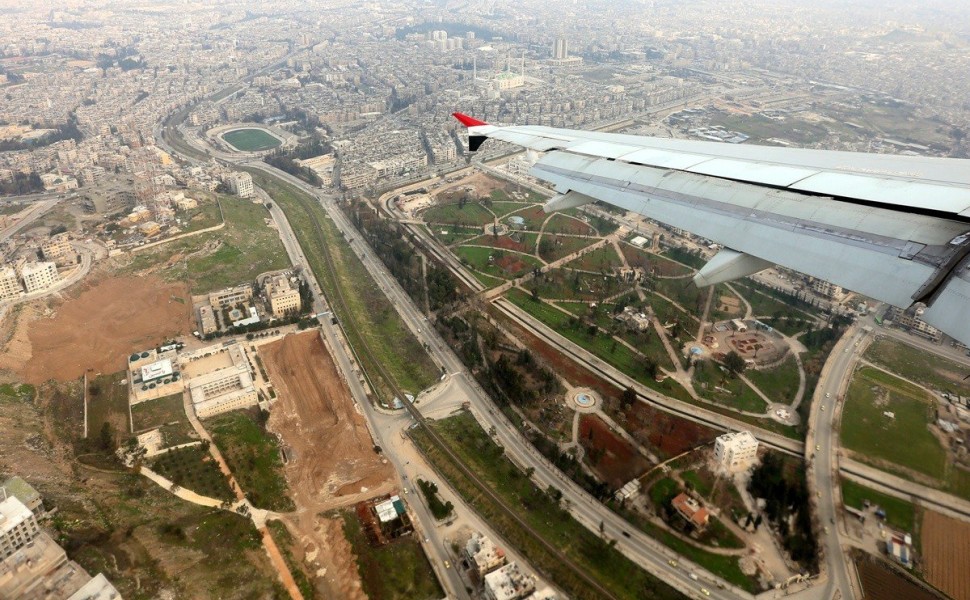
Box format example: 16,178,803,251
452,113,970,347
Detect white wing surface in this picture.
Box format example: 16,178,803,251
453,113,970,347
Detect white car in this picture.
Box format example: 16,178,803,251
825,392,831,398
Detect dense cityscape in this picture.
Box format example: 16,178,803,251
1,1,969,600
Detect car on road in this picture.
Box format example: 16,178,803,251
444,560,451,569
668,559,678,567
825,392,831,398
820,405,826,411
689,573,699,581
700,588,710,596
815,444,820,451
621,531,630,538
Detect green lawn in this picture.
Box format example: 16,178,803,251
840,478,918,533
456,245,543,280
249,169,439,400
411,412,684,600
745,355,801,405
842,367,945,482
489,201,533,218
427,224,482,245
537,234,598,262
692,361,767,413
544,213,596,236
222,128,281,152
150,444,234,501
341,511,442,600
131,393,186,432
127,196,290,294
423,202,494,226
208,411,294,511
865,337,970,397
507,205,549,230
622,245,694,278
567,245,625,272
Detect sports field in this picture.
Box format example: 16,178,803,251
221,128,281,151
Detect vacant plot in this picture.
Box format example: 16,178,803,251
856,555,938,600
208,410,294,511
263,332,393,509
840,478,917,533
19,276,192,384
578,414,650,487
221,128,281,151
866,337,970,397
128,196,290,294
921,510,970,600
422,201,494,226
341,511,442,600
85,371,131,442
131,393,186,432
842,367,945,483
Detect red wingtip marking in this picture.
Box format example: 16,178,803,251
452,112,488,127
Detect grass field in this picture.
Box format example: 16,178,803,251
422,202,494,226
127,196,290,294
865,337,970,397
568,245,625,272
489,201,533,218
85,371,131,444
341,511,442,600
456,245,543,280
840,478,918,533
544,213,596,236
131,393,187,432
208,410,294,511
842,367,945,482
744,355,801,405
222,128,282,152
427,224,482,245
537,234,598,262
150,444,234,501
411,412,684,600
248,169,439,399
693,361,767,413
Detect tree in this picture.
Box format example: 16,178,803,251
723,350,746,375
620,386,637,409
99,422,115,452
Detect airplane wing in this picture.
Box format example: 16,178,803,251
453,112,970,347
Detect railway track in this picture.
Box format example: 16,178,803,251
279,178,626,600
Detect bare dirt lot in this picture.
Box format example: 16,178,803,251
1,275,192,384
921,510,970,600
578,413,650,487
856,555,939,600
262,331,395,599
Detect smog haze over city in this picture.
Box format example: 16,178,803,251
1,2,970,600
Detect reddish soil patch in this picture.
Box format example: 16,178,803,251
856,556,939,600
578,414,650,487
264,331,394,598
922,510,970,600
495,254,530,276
478,235,530,253
624,400,717,459
21,276,192,384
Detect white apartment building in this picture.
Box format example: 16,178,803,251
464,533,507,577
484,562,536,600
41,235,76,266
0,266,23,300
0,497,40,560
227,172,254,198
810,278,846,301
189,365,258,419
265,275,301,317
20,262,59,294
713,431,759,473
209,284,253,309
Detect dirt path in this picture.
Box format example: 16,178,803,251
262,331,395,599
